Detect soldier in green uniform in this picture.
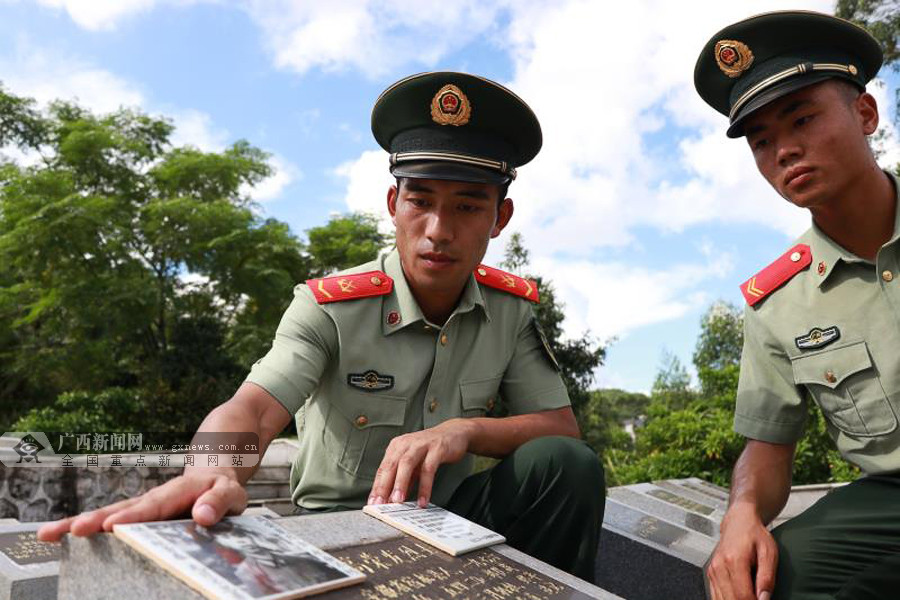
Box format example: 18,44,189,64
694,10,900,600
39,71,605,581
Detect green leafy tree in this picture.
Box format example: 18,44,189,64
606,301,860,487
499,233,607,422
0,85,309,431
306,212,392,276
835,1,900,65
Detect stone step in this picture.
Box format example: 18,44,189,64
248,464,290,482
247,497,297,517
244,479,291,500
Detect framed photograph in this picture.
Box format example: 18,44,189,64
114,516,365,600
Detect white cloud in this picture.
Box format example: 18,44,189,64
168,108,230,152
242,0,506,78
331,0,900,351
1,38,145,113
33,0,208,31
245,153,302,203
0,38,300,205
333,149,395,230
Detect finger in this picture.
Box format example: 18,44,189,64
391,446,428,504
709,555,739,600
38,516,79,542
369,451,400,505
102,477,212,531
68,497,141,537
708,574,723,600
755,535,779,599
192,476,248,526
415,449,442,507
725,553,756,600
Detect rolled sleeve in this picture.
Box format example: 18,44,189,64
500,308,570,415
734,306,807,443
244,285,337,415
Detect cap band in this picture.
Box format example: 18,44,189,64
729,62,858,120
390,151,517,181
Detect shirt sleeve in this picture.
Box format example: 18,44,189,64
734,304,808,443
244,285,337,415
500,305,571,415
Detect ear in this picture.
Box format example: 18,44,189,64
857,92,879,136
491,198,514,238
387,185,399,226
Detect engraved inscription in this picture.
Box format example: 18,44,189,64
0,531,60,566
329,537,593,600
647,488,715,516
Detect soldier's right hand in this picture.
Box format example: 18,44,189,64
706,503,778,600
37,472,248,542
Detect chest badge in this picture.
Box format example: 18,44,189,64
348,370,395,392
795,326,841,351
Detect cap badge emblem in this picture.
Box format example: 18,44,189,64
715,40,754,78
431,84,472,126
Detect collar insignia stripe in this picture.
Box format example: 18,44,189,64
740,244,811,307
474,264,540,303
307,270,393,304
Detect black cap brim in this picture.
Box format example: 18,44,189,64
726,72,837,138
390,160,510,185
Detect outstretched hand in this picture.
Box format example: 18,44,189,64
367,419,475,508
37,472,248,542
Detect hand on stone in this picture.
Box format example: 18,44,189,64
367,419,475,508
37,472,248,542
706,504,777,600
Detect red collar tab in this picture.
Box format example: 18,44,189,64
474,265,540,303
307,270,393,304
740,244,811,307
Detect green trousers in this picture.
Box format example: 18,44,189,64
441,435,605,583
771,472,900,600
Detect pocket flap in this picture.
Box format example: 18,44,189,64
460,375,503,411
332,390,406,429
792,341,873,389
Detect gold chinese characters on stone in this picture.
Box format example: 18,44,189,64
715,40,754,78
431,84,472,126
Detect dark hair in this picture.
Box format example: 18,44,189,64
831,78,864,105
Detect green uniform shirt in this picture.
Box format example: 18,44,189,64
735,172,900,474
245,249,570,508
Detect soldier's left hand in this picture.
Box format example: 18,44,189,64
368,419,476,507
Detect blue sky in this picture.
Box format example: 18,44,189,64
2,0,898,393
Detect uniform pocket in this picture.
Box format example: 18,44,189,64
459,374,503,416
791,340,896,436
322,390,407,480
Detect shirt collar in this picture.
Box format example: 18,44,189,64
381,248,489,336
806,170,900,287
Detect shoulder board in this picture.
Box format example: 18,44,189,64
474,265,539,303
306,270,393,304
740,244,811,307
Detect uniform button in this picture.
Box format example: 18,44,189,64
486,398,495,411
370,276,382,286
883,270,894,282
825,371,837,384
429,399,438,412
790,251,802,262
440,334,448,346
355,415,369,427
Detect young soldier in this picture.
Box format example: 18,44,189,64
39,72,605,581
694,10,899,600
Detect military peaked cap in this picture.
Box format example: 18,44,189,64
694,10,883,138
371,71,542,185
